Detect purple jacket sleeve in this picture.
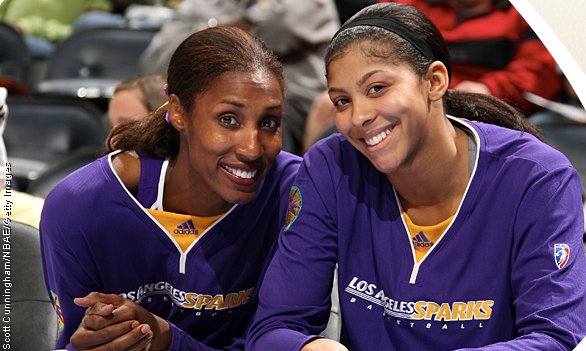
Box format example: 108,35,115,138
40,189,103,350
455,166,586,350
247,144,340,350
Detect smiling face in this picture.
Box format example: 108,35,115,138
327,43,440,175
169,69,284,214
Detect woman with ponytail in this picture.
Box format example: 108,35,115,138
40,26,300,351
247,3,586,350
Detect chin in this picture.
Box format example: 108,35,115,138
224,191,258,206
374,160,403,176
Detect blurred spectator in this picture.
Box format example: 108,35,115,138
0,87,44,227
379,0,561,113
0,0,112,59
140,0,340,155
334,0,376,23
73,0,178,32
303,0,563,152
107,74,167,128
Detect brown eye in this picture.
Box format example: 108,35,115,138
260,117,280,130
368,85,385,94
334,97,349,107
219,115,239,127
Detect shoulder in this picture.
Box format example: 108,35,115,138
263,151,302,194
111,151,141,193
466,121,577,191
273,151,302,173
307,133,371,173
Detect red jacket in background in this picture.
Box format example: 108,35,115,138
378,0,560,113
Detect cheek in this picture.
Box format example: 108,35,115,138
255,132,282,162
185,126,229,160
334,111,352,136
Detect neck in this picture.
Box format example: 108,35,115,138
163,152,232,217
389,118,470,225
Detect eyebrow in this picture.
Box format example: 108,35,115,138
220,100,246,108
328,69,384,94
356,70,383,88
220,100,282,111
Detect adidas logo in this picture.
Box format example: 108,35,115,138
173,220,198,235
412,231,433,248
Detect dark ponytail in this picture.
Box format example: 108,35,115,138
445,90,543,141
106,107,179,158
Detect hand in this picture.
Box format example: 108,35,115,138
70,313,153,351
301,338,349,351
454,81,491,95
72,292,172,351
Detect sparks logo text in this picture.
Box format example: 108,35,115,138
346,276,494,321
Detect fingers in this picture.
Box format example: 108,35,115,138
70,321,140,350
121,325,154,351
72,320,149,350
85,302,116,317
83,303,140,331
75,292,123,308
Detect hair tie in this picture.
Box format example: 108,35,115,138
155,101,170,124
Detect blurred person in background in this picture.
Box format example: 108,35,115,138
107,74,167,128
0,0,112,59
378,0,561,113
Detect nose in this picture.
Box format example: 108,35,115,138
351,99,376,128
235,128,263,161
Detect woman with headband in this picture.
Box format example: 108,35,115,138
39,26,300,351
246,3,586,350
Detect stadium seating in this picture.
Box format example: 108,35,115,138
4,96,107,190
35,27,156,98
0,22,31,93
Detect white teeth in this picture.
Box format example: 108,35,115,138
224,166,258,179
365,129,391,146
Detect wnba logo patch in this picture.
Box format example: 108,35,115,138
284,186,302,231
554,243,570,269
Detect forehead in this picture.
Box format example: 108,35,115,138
328,43,401,72
329,42,395,67
192,70,284,108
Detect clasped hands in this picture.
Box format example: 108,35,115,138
70,292,172,351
